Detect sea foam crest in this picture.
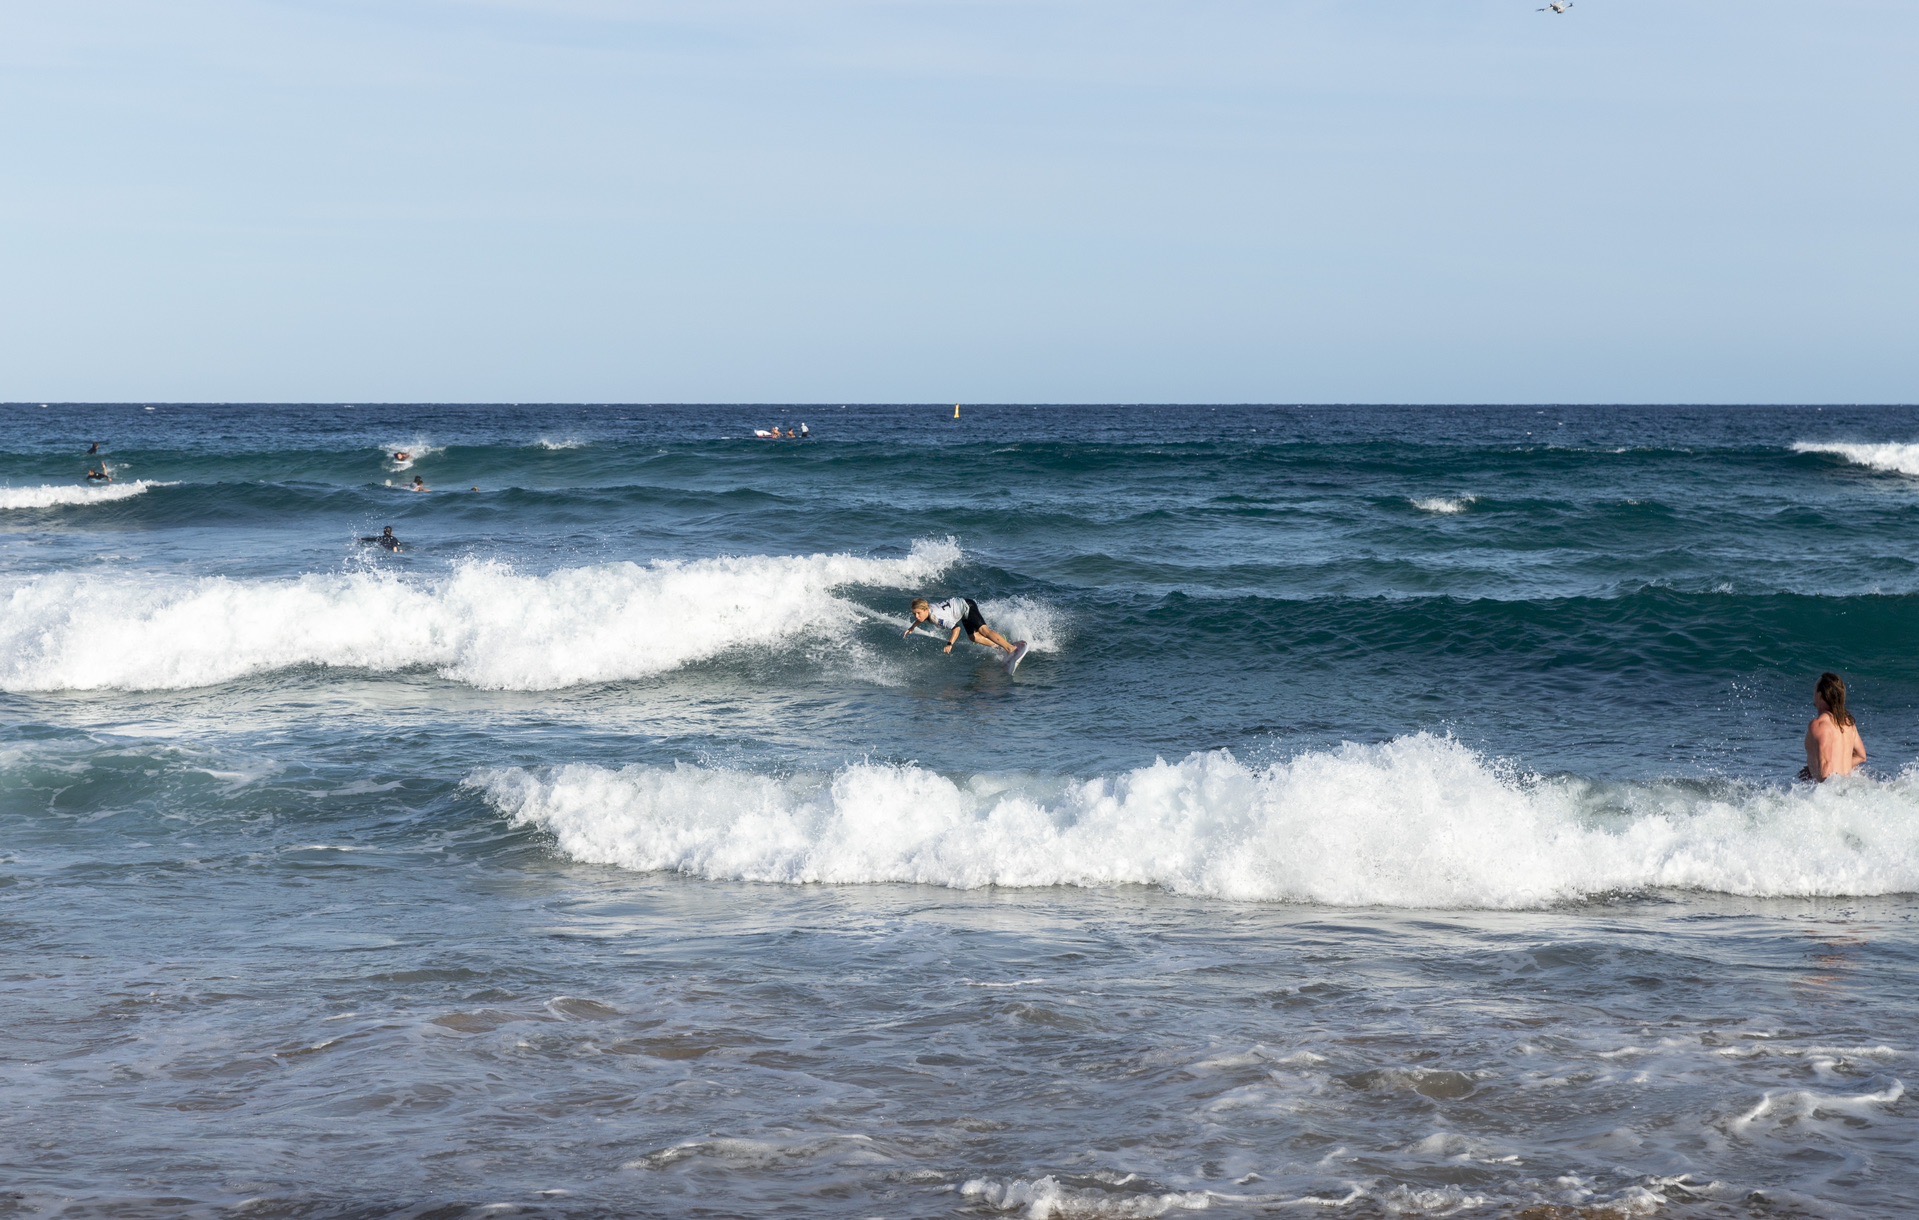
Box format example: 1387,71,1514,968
0,481,165,510
1411,494,1476,515
381,440,443,470
475,734,1919,908
1793,442,1919,478
0,539,961,692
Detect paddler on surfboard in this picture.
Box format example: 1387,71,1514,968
904,597,1029,672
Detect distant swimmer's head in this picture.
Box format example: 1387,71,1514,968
382,526,394,537
1815,672,1855,726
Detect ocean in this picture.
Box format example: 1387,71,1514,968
3,402,1917,1218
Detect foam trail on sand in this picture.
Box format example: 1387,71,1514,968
0,540,961,692
474,735,1919,908
0,481,166,510
1793,442,1919,477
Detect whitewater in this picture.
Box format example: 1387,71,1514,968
477,735,1919,906
7,403,1919,1218
0,539,965,690
0,479,165,509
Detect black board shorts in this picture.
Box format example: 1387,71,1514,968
960,598,988,635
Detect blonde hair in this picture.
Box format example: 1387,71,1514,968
910,598,929,613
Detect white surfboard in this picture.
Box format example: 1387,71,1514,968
1004,641,1029,675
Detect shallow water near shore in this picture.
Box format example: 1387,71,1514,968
5,403,1919,1216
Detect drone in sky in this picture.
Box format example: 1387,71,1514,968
1538,1,1573,11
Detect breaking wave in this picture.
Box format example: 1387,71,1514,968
474,735,1919,908
1793,442,1919,478
1411,494,1476,515
0,539,961,692
381,440,442,470
0,481,166,510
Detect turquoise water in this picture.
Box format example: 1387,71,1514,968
3,403,1918,1216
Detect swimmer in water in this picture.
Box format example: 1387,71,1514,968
359,526,402,552
411,475,428,493
86,467,111,482
1801,671,1867,781
393,450,411,462
87,441,101,455
904,596,1023,658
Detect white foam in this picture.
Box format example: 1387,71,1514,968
977,596,1065,653
0,481,165,510
381,440,442,470
535,437,587,450
1730,1080,1904,1132
1793,442,1919,477
959,1176,1213,1217
0,539,960,692
474,734,1919,908
1411,495,1476,515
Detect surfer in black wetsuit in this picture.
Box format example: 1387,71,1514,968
360,526,402,552
87,441,101,455
86,467,111,482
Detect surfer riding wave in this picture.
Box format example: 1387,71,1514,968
905,596,1028,672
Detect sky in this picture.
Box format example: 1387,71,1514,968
0,0,1914,404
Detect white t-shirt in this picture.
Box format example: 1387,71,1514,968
924,597,972,631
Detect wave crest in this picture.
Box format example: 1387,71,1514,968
0,481,164,510
473,735,1919,907
1793,442,1919,477
1411,494,1476,514
0,540,961,692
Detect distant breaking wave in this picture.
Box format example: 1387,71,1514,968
1411,494,1476,514
0,481,166,510
0,539,961,692
476,734,1919,907
1794,442,1919,477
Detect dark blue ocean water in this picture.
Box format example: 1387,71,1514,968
4,403,1918,1217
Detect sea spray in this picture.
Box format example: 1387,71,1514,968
474,734,1919,907
1793,442,1919,478
0,481,167,510
0,539,962,691
1410,494,1477,514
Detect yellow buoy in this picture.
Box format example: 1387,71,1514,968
953,403,962,420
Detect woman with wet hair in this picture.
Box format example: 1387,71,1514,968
1802,672,1867,782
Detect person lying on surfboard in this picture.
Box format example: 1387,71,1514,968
904,597,1028,671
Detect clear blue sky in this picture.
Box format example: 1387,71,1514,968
2,1,1913,403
